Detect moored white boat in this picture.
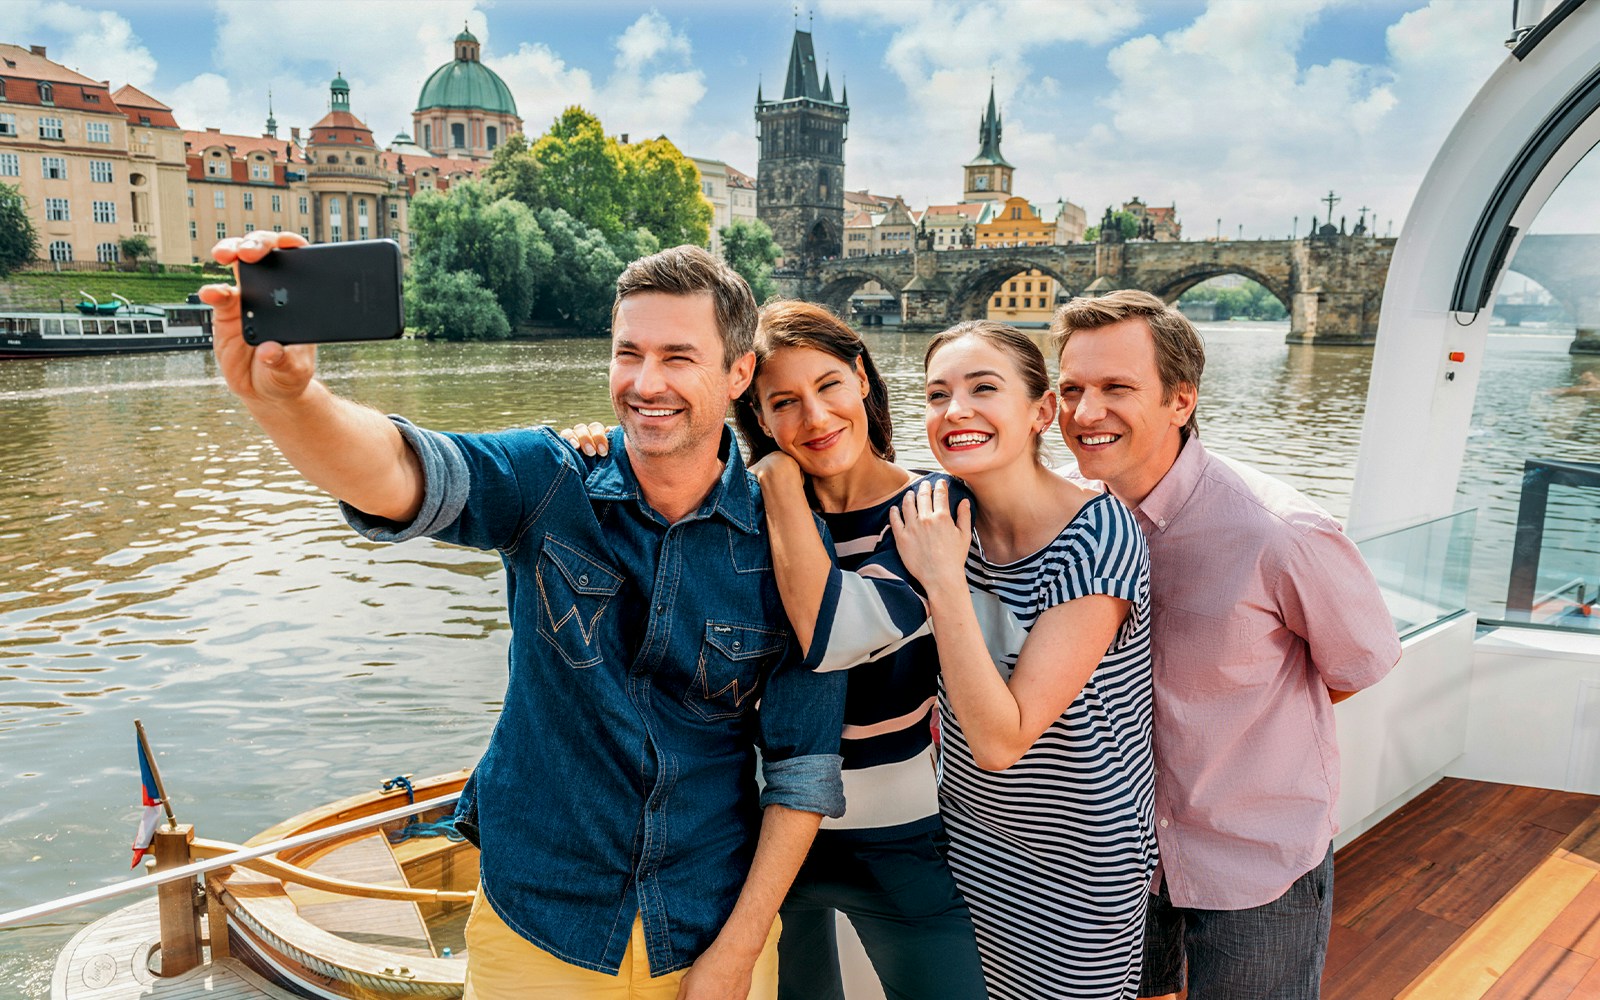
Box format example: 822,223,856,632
0,301,213,359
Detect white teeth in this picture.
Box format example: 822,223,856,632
1081,434,1118,445
946,432,991,446
638,408,677,417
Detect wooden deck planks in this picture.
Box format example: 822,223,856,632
1327,778,1600,1000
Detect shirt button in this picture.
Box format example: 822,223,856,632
732,640,742,650
579,574,589,586
650,798,663,811
1157,518,1168,529
656,604,666,614
1159,818,1169,829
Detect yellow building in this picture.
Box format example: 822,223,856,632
0,43,190,265
977,196,1082,326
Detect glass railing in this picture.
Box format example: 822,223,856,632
1495,459,1600,633
1355,509,1476,639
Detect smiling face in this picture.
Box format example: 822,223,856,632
1056,317,1194,505
924,333,1055,482
609,290,754,464
752,346,874,480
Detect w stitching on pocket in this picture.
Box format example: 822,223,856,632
536,537,623,669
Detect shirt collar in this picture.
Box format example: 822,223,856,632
585,424,760,534
1135,433,1208,533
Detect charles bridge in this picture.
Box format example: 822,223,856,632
776,232,1600,353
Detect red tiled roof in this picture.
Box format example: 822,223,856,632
726,164,755,189
309,110,374,144
0,43,102,85
184,128,304,161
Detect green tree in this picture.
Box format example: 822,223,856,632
119,234,155,270
719,219,782,303
621,137,711,248
1179,278,1288,321
523,107,629,237
482,133,540,207
407,180,552,327
1083,211,1140,243
533,207,630,333
0,183,40,278
406,268,512,341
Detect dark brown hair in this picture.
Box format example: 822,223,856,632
1051,289,1205,437
923,320,1052,462
612,245,758,369
736,300,895,463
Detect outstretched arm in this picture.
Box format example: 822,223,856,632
676,805,821,1000
199,232,423,521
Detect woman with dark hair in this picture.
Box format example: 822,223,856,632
782,320,1157,999
563,301,987,1000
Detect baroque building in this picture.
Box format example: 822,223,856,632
0,43,191,265
756,28,848,263
413,27,521,161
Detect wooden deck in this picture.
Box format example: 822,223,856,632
1327,777,1600,999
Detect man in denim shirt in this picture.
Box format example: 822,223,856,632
200,238,847,1000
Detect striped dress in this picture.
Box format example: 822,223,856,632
941,491,1157,1000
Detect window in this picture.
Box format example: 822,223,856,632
300,227,309,239
298,196,308,214
389,202,398,220
0,112,16,137
271,194,281,213
0,152,16,177
330,224,342,242
250,158,270,180
243,192,254,211
216,222,227,240
49,240,72,261
90,160,113,183
451,123,466,148
1024,281,1033,292
328,197,342,217
41,156,66,179
357,200,367,218
213,190,225,209
206,155,227,177
272,225,282,232
186,188,194,207
487,125,498,150
189,221,196,240
1009,281,1017,292
244,220,254,232
96,242,119,262
37,82,53,104
422,124,431,149
39,116,63,140
1023,297,1032,308
45,197,69,221
1007,297,1017,308
138,115,151,126
86,121,111,143
92,200,116,223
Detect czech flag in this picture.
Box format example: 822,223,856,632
131,734,163,868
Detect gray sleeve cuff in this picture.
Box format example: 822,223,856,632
340,416,470,541
759,753,845,818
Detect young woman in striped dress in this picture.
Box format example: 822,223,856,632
782,321,1157,999
563,301,988,1000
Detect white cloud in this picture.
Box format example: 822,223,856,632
9,0,158,88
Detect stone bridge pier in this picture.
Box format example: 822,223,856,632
787,235,1397,346
1506,235,1600,355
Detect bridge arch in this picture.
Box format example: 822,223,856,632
1147,264,1293,313
812,268,906,318
948,258,1081,325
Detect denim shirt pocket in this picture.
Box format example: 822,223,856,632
685,621,788,721
535,536,624,669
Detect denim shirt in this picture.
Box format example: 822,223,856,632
344,420,846,975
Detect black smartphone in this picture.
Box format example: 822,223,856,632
237,239,405,345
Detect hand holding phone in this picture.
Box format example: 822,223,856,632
237,239,405,345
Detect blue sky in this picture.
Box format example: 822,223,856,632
11,1,1511,239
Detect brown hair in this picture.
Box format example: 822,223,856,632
612,245,758,369
923,320,1052,462
1050,289,1205,437
736,300,895,463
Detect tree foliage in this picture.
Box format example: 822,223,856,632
719,219,782,304
408,181,551,327
0,183,40,278
406,267,512,341
119,234,155,268
623,137,711,248
1179,278,1288,321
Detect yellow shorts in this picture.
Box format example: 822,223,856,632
460,890,781,999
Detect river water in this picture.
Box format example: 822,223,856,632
1,320,1596,995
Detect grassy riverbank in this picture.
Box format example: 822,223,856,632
0,270,232,309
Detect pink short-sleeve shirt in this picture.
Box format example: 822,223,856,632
1107,437,1400,910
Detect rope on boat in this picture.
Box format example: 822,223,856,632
382,775,464,845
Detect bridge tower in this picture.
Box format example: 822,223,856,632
756,28,848,263
963,83,1013,203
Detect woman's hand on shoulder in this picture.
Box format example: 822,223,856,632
750,450,806,495
557,421,611,457
889,477,971,595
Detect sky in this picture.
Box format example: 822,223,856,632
7,0,1518,241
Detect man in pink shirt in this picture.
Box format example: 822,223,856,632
1051,290,1400,998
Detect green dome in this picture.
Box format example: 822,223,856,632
330,73,349,93
416,55,517,116
455,28,479,43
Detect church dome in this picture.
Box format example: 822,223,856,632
416,32,517,117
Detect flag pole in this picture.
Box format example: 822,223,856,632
134,718,177,829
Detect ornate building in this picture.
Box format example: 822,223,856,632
755,28,848,263
963,83,1013,203
413,27,522,162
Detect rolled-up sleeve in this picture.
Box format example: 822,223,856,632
342,416,470,542
757,641,847,817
